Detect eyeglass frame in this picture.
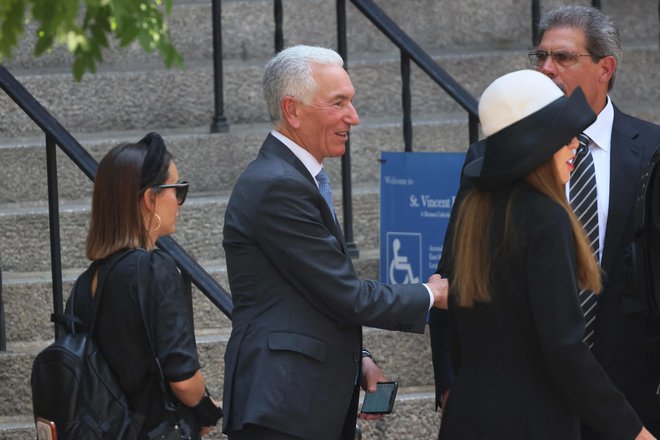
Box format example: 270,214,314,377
528,50,596,68
153,180,189,205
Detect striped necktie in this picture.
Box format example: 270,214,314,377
315,168,336,220
570,133,599,348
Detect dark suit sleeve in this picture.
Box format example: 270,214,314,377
526,204,642,440
429,142,483,407
254,174,429,333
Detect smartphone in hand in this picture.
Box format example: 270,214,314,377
360,381,398,414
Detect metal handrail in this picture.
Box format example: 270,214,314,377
345,0,480,149
0,254,5,351
335,0,359,257
210,0,229,133
0,65,233,345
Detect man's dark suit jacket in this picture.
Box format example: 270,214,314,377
222,134,430,440
430,105,660,435
438,184,641,439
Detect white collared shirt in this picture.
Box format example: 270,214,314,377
271,130,323,188
566,97,613,263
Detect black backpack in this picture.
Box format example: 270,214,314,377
623,144,660,326
31,249,145,439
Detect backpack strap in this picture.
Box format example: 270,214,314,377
134,251,181,414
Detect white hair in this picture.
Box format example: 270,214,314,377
263,45,344,124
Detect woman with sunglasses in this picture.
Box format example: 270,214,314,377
72,132,221,439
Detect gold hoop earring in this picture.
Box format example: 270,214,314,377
149,213,162,232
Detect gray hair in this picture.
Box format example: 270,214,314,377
539,5,622,90
263,45,344,124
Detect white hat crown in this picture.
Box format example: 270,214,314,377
479,70,564,137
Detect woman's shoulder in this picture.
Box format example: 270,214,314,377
145,249,183,286
148,248,177,266
109,248,178,282
516,186,567,217
511,186,571,235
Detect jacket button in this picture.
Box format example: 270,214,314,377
353,354,361,362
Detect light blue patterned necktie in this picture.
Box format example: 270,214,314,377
315,168,336,220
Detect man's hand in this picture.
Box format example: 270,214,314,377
358,356,387,421
427,274,449,309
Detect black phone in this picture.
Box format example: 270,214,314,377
360,381,398,414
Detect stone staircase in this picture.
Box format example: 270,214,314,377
0,0,658,438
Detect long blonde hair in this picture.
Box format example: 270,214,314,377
451,159,602,307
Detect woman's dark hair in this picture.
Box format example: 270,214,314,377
86,132,172,260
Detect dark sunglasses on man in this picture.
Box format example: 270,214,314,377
154,181,189,205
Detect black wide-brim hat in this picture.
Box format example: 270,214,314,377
464,70,596,191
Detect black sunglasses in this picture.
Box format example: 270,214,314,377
153,181,189,205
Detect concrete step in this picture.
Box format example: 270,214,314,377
0,180,388,273
0,115,471,204
1,261,230,344
1,92,658,205
4,0,657,71
0,325,435,418
1,44,657,138
0,386,440,440
0,249,379,344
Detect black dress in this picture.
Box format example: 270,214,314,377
438,184,642,440
70,249,201,439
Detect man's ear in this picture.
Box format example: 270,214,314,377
599,55,617,86
281,96,302,129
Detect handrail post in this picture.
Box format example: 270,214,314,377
337,0,359,257
531,0,540,46
210,0,229,133
46,134,64,340
401,51,412,152
274,0,284,52
0,252,5,351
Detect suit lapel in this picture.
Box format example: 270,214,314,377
261,135,348,253
601,108,644,274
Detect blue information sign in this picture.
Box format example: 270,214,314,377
380,151,465,283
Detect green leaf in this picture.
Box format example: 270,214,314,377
34,32,53,56
72,54,86,81
0,0,27,61
1,0,184,81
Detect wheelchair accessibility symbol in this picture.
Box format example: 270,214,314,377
386,233,422,284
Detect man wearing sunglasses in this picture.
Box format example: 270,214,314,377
430,5,660,439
